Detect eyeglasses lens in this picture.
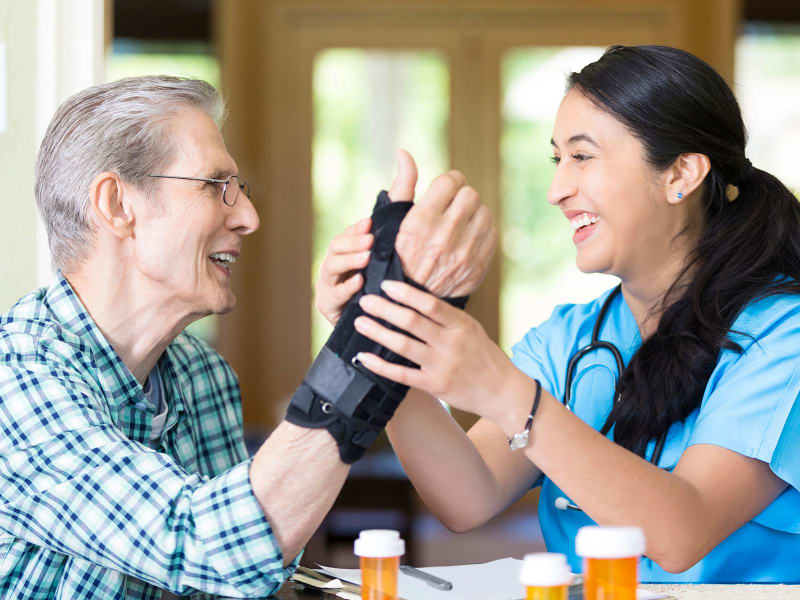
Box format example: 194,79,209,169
223,176,239,206
223,176,251,206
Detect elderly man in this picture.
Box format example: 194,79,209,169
0,76,494,598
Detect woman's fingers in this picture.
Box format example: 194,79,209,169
378,280,457,327
335,272,364,302
354,315,430,366
321,250,370,280
329,231,373,256
358,294,439,343
355,351,426,389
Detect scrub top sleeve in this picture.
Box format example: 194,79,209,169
687,296,800,532
510,303,576,403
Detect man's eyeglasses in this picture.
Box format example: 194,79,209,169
147,174,251,206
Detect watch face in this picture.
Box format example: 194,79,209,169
510,431,529,450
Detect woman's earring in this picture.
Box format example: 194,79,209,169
677,192,684,199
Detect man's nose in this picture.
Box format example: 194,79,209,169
227,192,260,235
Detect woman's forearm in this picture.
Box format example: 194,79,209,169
386,388,541,532
489,374,784,573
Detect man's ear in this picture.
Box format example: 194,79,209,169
89,172,135,238
665,153,710,205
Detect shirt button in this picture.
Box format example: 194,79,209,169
134,401,148,411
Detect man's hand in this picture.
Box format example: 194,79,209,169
315,149,497,326
392,150,496,298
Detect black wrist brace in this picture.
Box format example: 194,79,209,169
285,190,468,463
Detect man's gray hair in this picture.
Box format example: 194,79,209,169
35,75,225,272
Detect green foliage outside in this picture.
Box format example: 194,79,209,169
311,49,449,356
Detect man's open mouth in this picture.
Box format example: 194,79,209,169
209,252,237,272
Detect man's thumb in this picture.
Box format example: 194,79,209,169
387,149,418,202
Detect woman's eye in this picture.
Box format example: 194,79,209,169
550,155,560,165
571,153,591,162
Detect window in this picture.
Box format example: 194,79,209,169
500,47,615,351
311,49,449,355
735,24,800,195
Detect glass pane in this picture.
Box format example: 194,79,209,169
312,49,449,356
107,40,220,89
736,24,800,195
500,47,615,352
107,39,221,344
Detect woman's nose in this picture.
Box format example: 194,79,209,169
546,164,577,206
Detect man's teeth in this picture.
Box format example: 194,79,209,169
210,252,237,265
570,213,600,231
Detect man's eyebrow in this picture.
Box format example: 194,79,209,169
550,134,600,149
208,169,237,179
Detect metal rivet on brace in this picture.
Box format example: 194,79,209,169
320,401,333,414
351,355,361,368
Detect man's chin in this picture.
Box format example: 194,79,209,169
213,294,237,315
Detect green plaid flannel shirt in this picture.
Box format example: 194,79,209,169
0,274,297,598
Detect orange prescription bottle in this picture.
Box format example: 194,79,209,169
575,526,645,600
519,552,572,600
354,529,405,600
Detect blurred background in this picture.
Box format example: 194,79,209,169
1,0,798,568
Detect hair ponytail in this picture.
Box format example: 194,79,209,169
568,46,800,457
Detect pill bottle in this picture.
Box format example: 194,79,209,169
575,526,645,600
519,552,572,600
354,529,405,600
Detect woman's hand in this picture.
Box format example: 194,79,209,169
353,280,523,421
314,218,374,326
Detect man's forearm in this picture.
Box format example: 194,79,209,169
250,421,350,565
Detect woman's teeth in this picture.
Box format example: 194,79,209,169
570,213,600,231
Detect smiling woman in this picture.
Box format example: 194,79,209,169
321,45,800,582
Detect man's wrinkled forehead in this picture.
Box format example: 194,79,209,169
162,107,238,177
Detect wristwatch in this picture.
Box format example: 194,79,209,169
508,379,542,451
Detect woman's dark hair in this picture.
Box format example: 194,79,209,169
568,45,800,457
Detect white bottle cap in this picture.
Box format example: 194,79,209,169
575,526,646,559
354,529,405,558
519,553,573,587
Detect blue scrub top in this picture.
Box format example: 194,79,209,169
511,287,800,583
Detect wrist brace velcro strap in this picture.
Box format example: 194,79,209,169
286,190,469,463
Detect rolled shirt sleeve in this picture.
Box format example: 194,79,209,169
687,295,800,533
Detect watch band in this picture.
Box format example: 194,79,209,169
509,379,542,451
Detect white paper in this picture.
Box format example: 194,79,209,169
319,558,667,600
322,558,524,600
0,42,7,133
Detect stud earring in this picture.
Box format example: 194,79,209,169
677,192,684,199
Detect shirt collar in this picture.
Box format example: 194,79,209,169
598,286,643,364
45,271,143,409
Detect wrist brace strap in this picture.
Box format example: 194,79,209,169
285,190,468,463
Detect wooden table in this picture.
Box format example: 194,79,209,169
273,581,800,599
642,584,800,599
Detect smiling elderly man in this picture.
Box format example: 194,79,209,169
0,76,495,599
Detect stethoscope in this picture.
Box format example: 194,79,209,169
555,284,666,513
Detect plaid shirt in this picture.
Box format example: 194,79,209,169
0,274,295,599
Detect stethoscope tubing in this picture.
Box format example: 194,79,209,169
557,285,667,513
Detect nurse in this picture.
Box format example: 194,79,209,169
321,45,800,581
